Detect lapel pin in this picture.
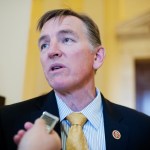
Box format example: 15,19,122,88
112,130,121,140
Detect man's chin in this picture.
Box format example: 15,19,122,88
49,83,68,92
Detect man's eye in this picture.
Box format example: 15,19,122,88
40,44,49,50
63,38,74,44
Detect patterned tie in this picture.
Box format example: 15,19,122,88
66,112,88,150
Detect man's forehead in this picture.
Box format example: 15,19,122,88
41,16,85,31
39,16,88,43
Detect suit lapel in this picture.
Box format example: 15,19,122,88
30,91,61,137
28,91,128,149
102,94,129,150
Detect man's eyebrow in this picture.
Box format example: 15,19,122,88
58,29,78,38
38,35,49,45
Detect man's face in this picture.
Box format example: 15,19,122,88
38,16,97,92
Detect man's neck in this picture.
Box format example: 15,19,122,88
54,87,96,112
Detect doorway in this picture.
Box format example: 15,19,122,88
135,59,150,116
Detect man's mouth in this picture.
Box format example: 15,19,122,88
50,64,65,71
51,66,63,71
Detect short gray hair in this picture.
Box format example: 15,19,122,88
37,9,102,48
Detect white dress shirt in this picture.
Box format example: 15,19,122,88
55,88,106,150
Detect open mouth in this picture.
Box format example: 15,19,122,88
51,66,63,71
50,64,65,71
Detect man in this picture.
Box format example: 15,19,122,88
0,9,150,150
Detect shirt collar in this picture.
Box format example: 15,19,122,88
55,88,103,130
55,93,72,121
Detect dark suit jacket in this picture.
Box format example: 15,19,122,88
0,90,150,150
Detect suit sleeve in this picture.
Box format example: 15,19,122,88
0,109,6,150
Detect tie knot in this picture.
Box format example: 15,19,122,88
67,113,87,127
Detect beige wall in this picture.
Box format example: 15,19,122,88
101,0,150,108
0,0,31,104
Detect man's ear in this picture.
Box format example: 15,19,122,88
93,46,105,70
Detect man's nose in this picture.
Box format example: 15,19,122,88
48,42,62,59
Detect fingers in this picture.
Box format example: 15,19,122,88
15,118,61,150
13,129,25,144
13,121,33,145
24,122,33,130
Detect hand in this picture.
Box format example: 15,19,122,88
14,118,61,150
14,121,33,144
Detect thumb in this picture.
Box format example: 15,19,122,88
34,118,46,128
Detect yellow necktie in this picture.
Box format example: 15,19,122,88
66,112,88,150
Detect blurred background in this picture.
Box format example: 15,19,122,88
0,0,150,116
